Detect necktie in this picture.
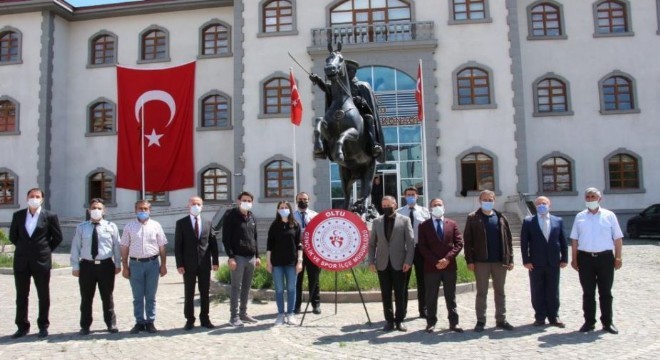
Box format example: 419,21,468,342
91,223,99,259
301,212,307,228
194,216,200,239
409,207,415,225
541,216,549,241
436,219,444,240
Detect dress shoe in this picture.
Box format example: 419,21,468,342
145,323,157,333
184,320,194,330
395,322,407,332
549,319,565,328
294,308,301,315
383,322,395,331
107,326,119,334
603,324,619,334
37,329,48,338
129,323,144,334
474,322,485,332
425,324,435,333
201,321,215,329
496,321,515,331
579,323,595,332
450,325,464,333
239,313,258,323
533,320,545,326
312,306,322,315
79,328,90,336
11,329,29,339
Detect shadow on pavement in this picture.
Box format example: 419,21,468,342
537,330,604,347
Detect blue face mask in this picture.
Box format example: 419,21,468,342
278,209,290,218
405,196,416,206
536,204,549,215
481,201,494,212
137,211,150,221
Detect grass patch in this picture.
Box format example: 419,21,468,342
0,253,13,268
215,255,475,291
0,229,10,246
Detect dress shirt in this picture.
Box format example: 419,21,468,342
539,214,551,241
570,208,623,252
294,209,318,232
433,216,444,234
396,205,430,244
25,207,41,237
70,219,121,271
120,218,168,258
190,215,201,238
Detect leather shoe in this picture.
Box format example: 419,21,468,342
533,320,545,326
184,320,194,330
11,329,29,339
474,322,485,332
395,322,407,332
107,326,119,334
312,306,322,315
425,324,435,333
38,329,48,338
450,325,464,333
129,323,144,334
294,308,301,314
496,321,514,331
579,323,595,332
79,328,90,336
549,319,565,328
201,321,215,329
145,323,157,333
603,324,619,334
383,322,395,331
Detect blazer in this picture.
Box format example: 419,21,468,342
174,215,219,272
9,208,63,272
520,214,568,267
368,213,414,271
463,209,514,265
417,217,464,273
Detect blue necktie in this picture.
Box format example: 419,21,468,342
301,212,307,228
436,219,444,240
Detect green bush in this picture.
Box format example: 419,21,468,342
0,253,13,268
215,255,475,291
0,229,10,246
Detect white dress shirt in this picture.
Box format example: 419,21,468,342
25,207,41,237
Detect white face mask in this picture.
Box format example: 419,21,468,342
586,201,599,210
89,209,103,221
190,205,202,216
240,201,252,211
431,205,445,218
27,198,42,209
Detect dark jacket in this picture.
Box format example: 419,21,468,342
417,217,464,273
9,208,63,272
463,209,513,265
174,215,219,272
266,220,301,267
222,208,258,258
520,214,568,267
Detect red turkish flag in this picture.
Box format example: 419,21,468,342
416,60,424,122
290,69,303,126
116,62,195,192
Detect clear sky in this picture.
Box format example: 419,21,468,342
67,0,141,6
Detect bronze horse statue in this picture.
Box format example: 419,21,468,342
314,43,378,215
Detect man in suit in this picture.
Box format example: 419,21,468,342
418,198,464,333
9,188,63,339
293,192,321,315
521,196,569,328
175,196,220,330
368,195,414,332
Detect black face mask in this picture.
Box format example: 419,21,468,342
297,201,308,210
383,207,394,216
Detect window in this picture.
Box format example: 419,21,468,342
533,74,573,116
87,169,115,205
0,28,21,64
598,71,639,114
0,169,17,206
593,0,634,36
89,32,117,66
260,0,297,35
200,92,231,128
200,21,231,57
452,63,496,110
264,159,294,199
604,149,645,193
329,0,412,43
260,74,291,117
449,0,492,24
460,152,494,193
139,26,170,63
541,157,572,192
143,191,168,206
87,99,115,134
527,1,567,39
201,165,230,202
0,98,18,133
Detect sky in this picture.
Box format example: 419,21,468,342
67,0,141,6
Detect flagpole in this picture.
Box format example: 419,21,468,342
419,59,429,202
141,98,145,198
291,67,298,202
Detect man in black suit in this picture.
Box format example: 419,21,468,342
520,196,568,328
9,188,63,339
175,196,219,330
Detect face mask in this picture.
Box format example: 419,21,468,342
431,206,445,218
90,209,103,221
297,200,309,210
190,205,202,216
586,201,599,211
383,207,394,216
536,204,549,215
278,209,290,218
481,201,494,212
240,201,252,211
405,196,416,206
28,198,42,209
137,211,150,221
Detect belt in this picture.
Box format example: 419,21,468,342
578,250,612,257
80,258,113,265
130,255,159,262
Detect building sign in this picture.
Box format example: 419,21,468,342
380,116,421,126
302,210,369,271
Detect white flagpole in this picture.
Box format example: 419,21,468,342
419,59,429,202
141,98,146,198
291,68,298,202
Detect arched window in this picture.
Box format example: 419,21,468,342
533,74,573,116
139,26,169,62
262,0,294,33
460,152,494,192
0,168,17,206
0,28,21,64
0,98,18,133
527,1,566,38
200,21,231,56
608,153,638,189
599,71,639,114
87,169,115,205
593,0,633,36
449,0,492,23
261,75,290,116
88,99,115,134
329,0,412,43
201,92,231,128
265,159,293,198
89,32,117,66
201,166,230,202
541,157,572,192
452,63,496,109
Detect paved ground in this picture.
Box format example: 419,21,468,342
1,240,659,359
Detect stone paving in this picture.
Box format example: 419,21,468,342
1,240,659,359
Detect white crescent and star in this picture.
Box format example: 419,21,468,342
134,90,177,147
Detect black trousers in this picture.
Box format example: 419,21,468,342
79,260,117,329
528,266,561,322
424,270,459,327
578,250,615,326
183,265,211,322
295,252,320,310
404,247,426,317
14,265,51,331
378,262,407,323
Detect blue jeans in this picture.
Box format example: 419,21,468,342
129,258,160,324
272,266,297,315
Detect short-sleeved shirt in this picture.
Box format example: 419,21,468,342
570,208,623,252
120,218,168,258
